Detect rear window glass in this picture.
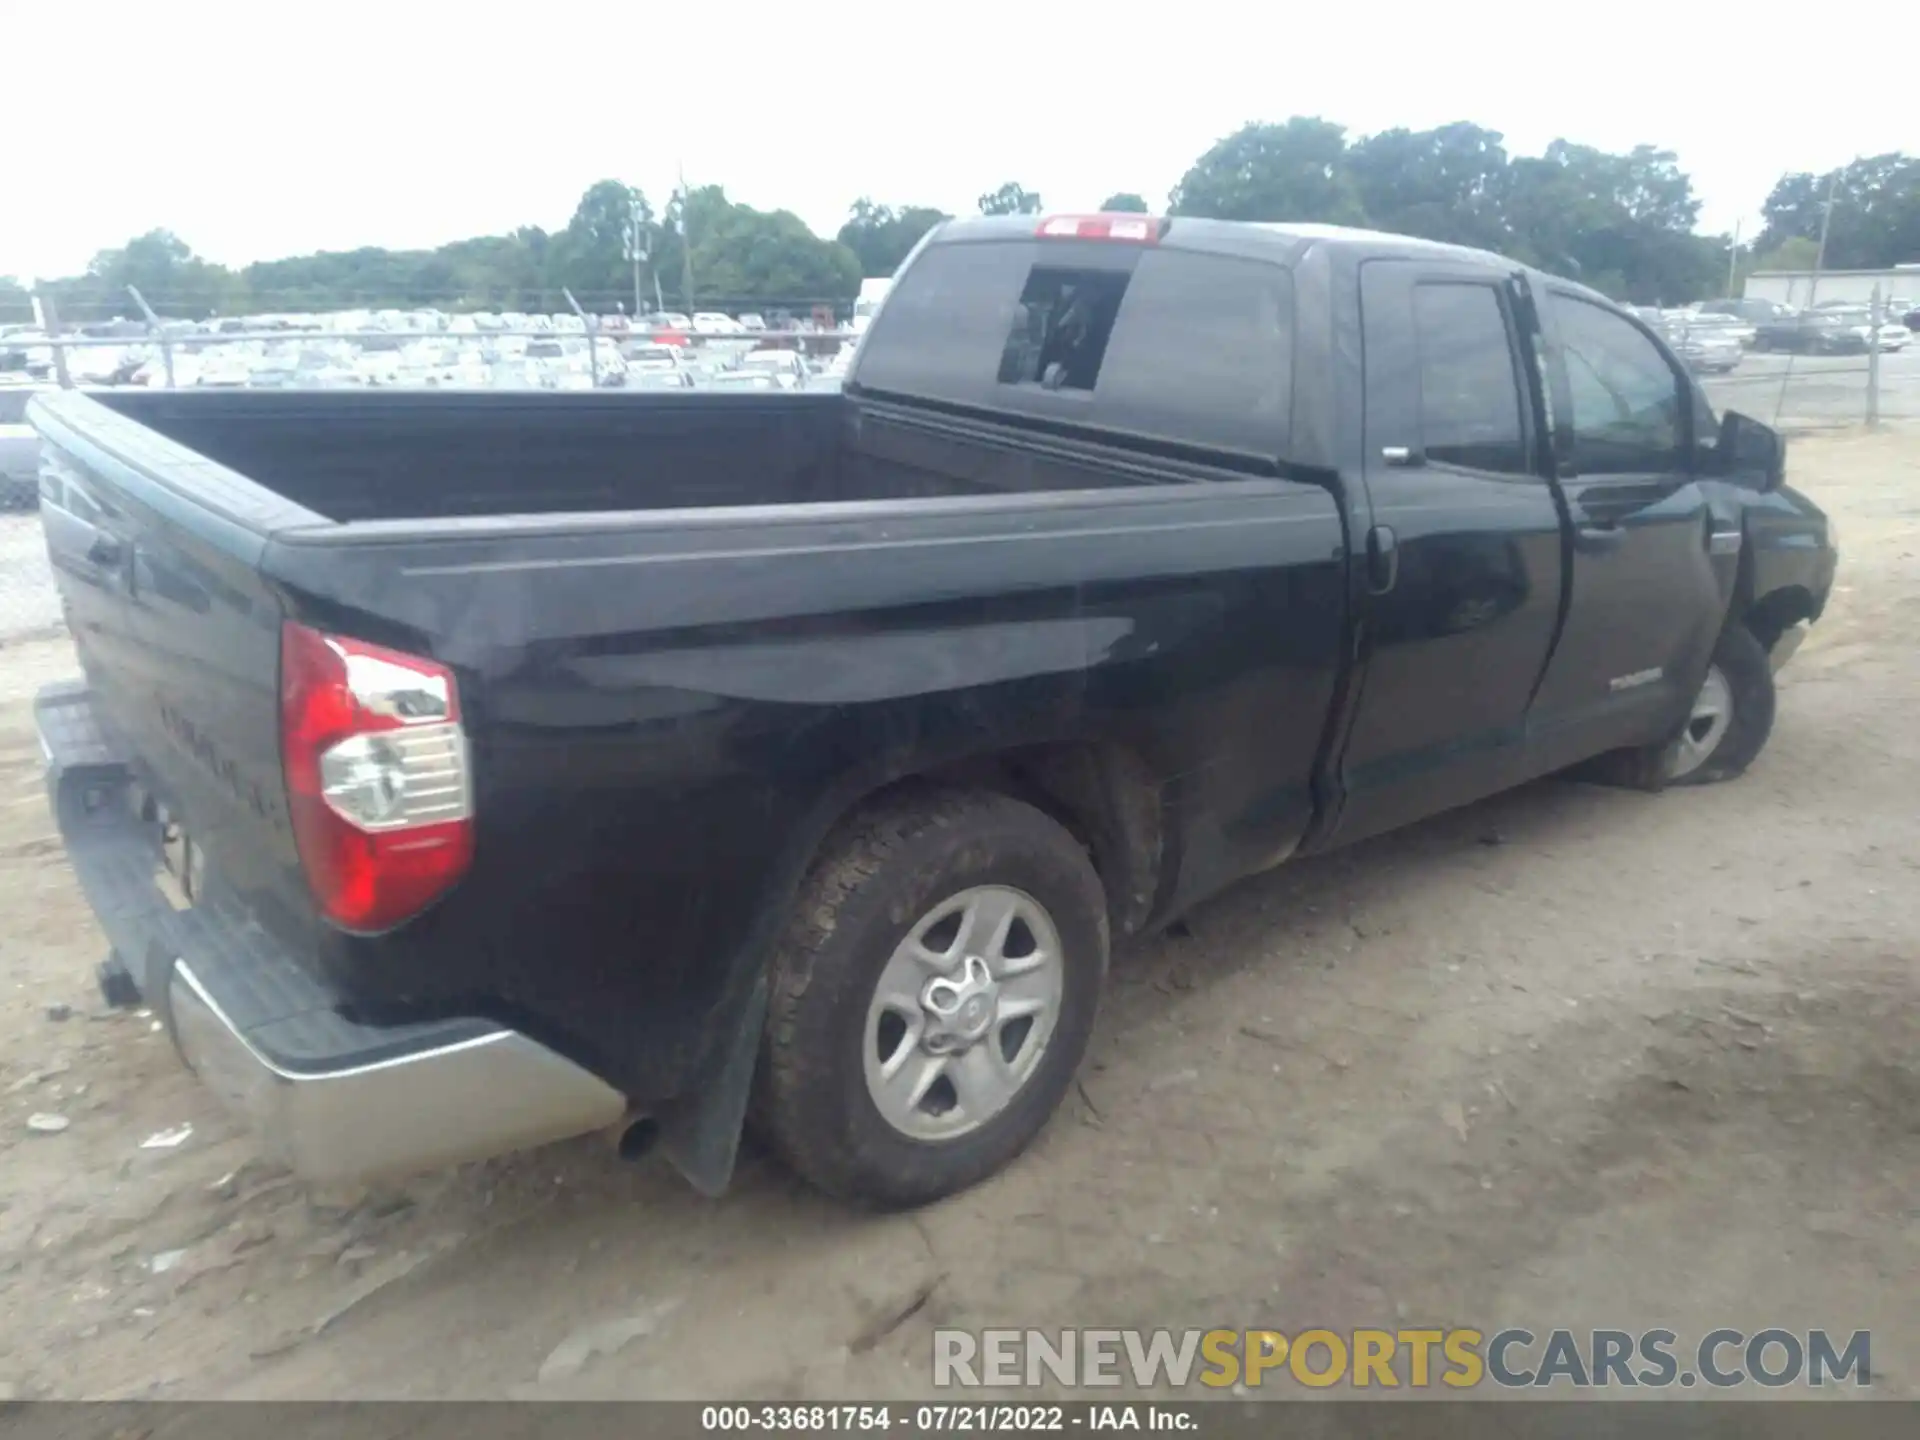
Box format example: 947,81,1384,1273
1093,249,1292,458
854,241,1042,404
998,268,1130,391
858,241,1293,461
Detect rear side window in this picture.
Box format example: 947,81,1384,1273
1412,283,1529,475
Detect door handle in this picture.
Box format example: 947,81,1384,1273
1574,523,1625,553
87,534,124,567
1365,523,1399,594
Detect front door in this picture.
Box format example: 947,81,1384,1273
1524,289,1725,771
1330,260,1566,847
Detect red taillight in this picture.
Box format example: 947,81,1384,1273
279,621,473,933
1034,214,1164,243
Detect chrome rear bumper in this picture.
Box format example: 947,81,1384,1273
170,961,627,1185
39,679,627,1189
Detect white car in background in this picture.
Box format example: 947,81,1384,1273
691,312,746,335
1,387,47,509
197,346,262,387
734,349,811,389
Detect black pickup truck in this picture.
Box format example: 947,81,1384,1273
28,215,1836,1208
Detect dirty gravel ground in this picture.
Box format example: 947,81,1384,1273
0,431,1913,1403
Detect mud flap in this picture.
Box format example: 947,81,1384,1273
655,976,768,1198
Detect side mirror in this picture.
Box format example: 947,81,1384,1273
1716,410,1785,492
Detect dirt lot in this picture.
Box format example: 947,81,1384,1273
0,430,1914,1403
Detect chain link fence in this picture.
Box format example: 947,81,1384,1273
1702,348,1919,435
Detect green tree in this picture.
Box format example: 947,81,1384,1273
1745,235,1822,280
55,230,248,320
549,179,655,308
1169,117,1364,224
977,182,1042,216
836,199,951,278
1756,154,1920,271
652,185,861,308
1347,123,1510,250
0,276,32,325
1501,142,1717,303
1098,192,1150,213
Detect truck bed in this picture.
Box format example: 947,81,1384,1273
29,384,1348,1114
90,389,864,520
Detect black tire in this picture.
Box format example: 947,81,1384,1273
1668,623,1775,785
756,788,1109,1208
1572,624,1777,791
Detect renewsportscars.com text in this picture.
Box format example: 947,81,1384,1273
933,1327,1871,1390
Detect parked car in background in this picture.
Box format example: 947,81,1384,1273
624,368,697,390
734,349,811,388
1807,307,1906,353
704,369,783,390
1,387,47,509
621,341,688,371
1699,297,1797,329
1656,313,1742,373
640,314,694,346
0,332,57,381
1671,310,1755,349
1752,309,1872,355
692,312,746,336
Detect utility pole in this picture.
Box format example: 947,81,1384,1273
1808,165,1843,308
677,162,696,314
37,290,73,389
1866,284,1882,429
127,285,176,388
628,188,646,319
561,287,601,388
1725,219,1741,298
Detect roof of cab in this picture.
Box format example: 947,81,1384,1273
917,213,1647,314
929,213,1512,273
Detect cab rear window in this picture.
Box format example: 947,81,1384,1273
858,240,1294,463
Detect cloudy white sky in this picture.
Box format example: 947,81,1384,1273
5,0,1912,281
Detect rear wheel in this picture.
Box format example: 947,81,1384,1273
756,789,1108,1208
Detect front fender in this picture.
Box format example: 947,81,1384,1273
1735,483,1838,636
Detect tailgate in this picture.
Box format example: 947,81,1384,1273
29,391,329,962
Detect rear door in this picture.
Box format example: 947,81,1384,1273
1331,260,1565,846
1524,289,1724,769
